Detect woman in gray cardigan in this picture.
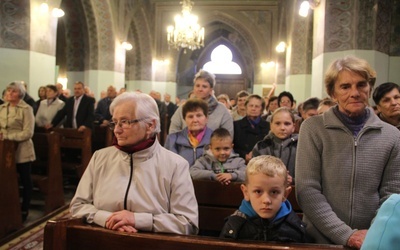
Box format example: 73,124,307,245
295,56,400,249
169,69,233,137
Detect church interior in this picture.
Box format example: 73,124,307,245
1,0,399,103
1,0,400,248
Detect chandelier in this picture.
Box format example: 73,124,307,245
167,0,205,52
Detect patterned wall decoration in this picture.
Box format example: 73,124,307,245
325,0,354,52
289,11,313,75
390,0,400,56
62,0,87,71
80,0,99,70
373,0,391,54
357,0,375,51
125,2,153,81
90,0,115,71
0,0,29,49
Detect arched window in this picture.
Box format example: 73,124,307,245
203,45,242,74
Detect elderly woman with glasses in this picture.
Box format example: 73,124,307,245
70,92,199,235
296,56,400,249
0,81,35,221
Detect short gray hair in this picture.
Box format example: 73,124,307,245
109,92,160,135
7,81,26,99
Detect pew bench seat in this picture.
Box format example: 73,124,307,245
44,218,349,250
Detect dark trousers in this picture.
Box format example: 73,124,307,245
16,162,33,212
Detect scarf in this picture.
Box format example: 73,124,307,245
207,95,219,115
188,127,206,147
333,106,370,137
113,136,155,154
247,116,261,128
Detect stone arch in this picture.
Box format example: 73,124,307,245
175,10,264,91
126,3,153,81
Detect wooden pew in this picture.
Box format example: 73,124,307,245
193,180,302,235
44,218,349,250
32,131,65,214
52,128,92,178
0,139,22,238
192,180,243,235
92,125,113,152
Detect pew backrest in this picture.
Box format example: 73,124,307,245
0,139,22,238
44,218,349,250
53,128,92,177
32,131,65,213
193,180,243,234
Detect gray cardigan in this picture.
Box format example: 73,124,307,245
295,107,400,245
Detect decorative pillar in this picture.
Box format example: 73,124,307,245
311,0,399,99
284,0,313,103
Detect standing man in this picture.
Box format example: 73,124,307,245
49,81,95,131
95,85,117,127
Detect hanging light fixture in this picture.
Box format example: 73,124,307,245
167,0,205,52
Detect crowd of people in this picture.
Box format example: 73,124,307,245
1,55,400,249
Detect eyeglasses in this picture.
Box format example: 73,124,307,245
108,118,145,130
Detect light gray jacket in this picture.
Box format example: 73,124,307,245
0,100,35,163
190,146,246,182
70,139,199,235
295,107,400,245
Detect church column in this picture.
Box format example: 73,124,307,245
0,0,62,95
284,0,313,103
311,0,400,99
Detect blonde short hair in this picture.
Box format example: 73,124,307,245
245,155,287,186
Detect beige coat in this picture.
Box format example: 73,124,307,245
0,100,35,163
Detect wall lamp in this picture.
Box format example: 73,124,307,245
121,42,133,51
275,41,286,53
299,0,320,17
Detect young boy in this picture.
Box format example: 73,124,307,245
220,155,307,242
190,128,246,185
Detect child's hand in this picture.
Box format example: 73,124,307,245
216,173,232,185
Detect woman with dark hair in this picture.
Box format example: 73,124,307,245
0,81,35,221
296,56,400,248
165,98,213,166
372,82,400,129
35,86,47,110
169,69,233,136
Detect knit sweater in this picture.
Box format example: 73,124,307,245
295,107,400,245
